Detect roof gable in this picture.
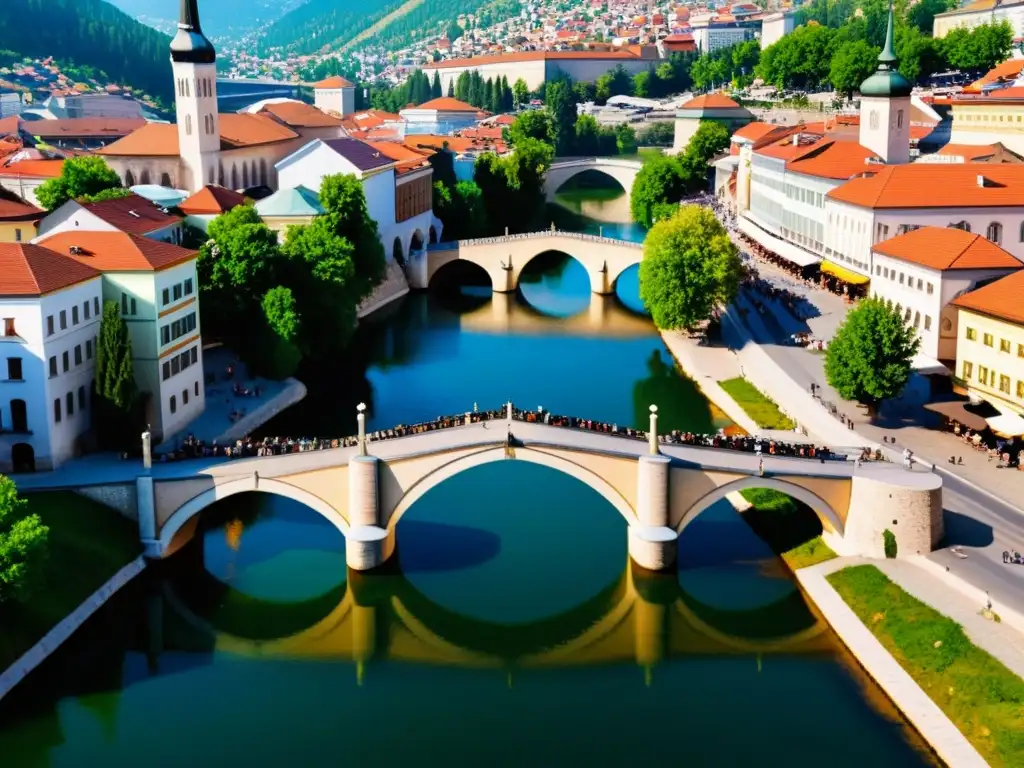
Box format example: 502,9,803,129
81,193,181,234
0,243,100,297
179,184,247,215
828,164,1024,208
37,231,197,272
952,269,1024,325
873,226,1023,270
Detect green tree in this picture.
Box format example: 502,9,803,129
199,205,283,318
908,0,956,34
80,187,134,204
896,25,944,83
830,39,880,97
35,155,124,211
261,285,301,343
318,173,386,301
942,21,1013,71
633,69,652,97
678,120,730,188
0,476,49,604
256,286,302,379
512,77,529,108
615,123,637,156
639,206,742,330
630,154,689,226
640,122,675,147
595,64,633,103
446,19,464,41
509,109,555,145
574,114,601,155
545,78,577,155
473,137,552,233
94,299,140,448
824,298,920,409
447,79,455,97
455,71,471,102
430,70,442,99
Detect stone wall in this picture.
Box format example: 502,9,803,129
357,260,410,318
75,483,138,522
846,475,944,558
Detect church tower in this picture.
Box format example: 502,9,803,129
858,1,912,165
170,0,220,191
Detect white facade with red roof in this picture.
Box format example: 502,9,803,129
314,75,356,117
36,193,184,244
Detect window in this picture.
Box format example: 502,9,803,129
183,388,189,405
951,221,971,233
194,381,200,396
979,365,988,384
74,345,82,366
875,265,881,276
161,326,171,345
1018,380,1024,399
130,298,137,316
966,327,977,340
84,301,90,320
171,356,181,376
72,306,79,325
62,351,69,372
924,315,932,331
6,357,22,380
53,398,61,423
121,293,128,315
85,339,92,360
1001,339,1011,353
916,278,923,290
999,374,1011,394
14,228,21,242
59,310,66,330
913,311,921,328
10,399,27,432
983,333,994,347
66,392,74,417
899,273,905,285
162,288,170,306
48,356,57,378
987,222,1003,244
927,283,934,295
904,307,912,322
78,386,85,411
93,297,99,316
46,315,54,336
173,283,183,301
897,109,904,128
1020,344,1024,358
184,278,194,296
163,361,171,380
190,346,198,365
170,395,177,414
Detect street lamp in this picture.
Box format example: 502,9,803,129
357,402,367,455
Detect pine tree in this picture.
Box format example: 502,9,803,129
431,71,442,99
483,78,494,111
470,70,484,107
94,299,139,448
455,71,471,102
447,79,455,97
500,75,513,111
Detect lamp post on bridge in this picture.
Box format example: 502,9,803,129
357,402,367,456
141,428,152,470
648,405,659,455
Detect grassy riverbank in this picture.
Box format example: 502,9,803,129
739,488,836,570
718,377,796,430
0,492,142,672
828,565,1024,768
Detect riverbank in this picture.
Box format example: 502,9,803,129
0,492,143,693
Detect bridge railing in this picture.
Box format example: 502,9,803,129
153,403,878,466
427,228,643,251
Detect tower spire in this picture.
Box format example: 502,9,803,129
878,0,897,67
178,0,202,33
170,0,215,64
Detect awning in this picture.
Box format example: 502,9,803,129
821,260,870,286
912,352,951,376
986,411,1024,437
737,215,822,268
923,401,989,430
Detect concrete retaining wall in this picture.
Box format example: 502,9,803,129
75,483,138,522
215,379,307,444
0,556,146,702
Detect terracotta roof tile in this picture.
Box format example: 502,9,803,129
98,114,298,157
410,97,481,112
37,231,197,272
0,159,64,178
178,184,247,215
828,164,1024,209
314,75,355,88
680,93,741,110
731,121,782,142
79,194,181,235
258,101,343,129
0,197,43,221
785,138,880,180
952,269,1024,325
0,243,100,297
935,143,1003,160
754,132,825,160
873,227,1023,270
22,117,145,138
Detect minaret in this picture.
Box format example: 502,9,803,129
857,0,912,164
170,0,220,192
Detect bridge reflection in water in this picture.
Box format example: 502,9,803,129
157,547,830,685
458,291,653,339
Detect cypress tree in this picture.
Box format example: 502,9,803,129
94,299,139,448
455,71,471,102
447,79,454,97
483,78,494,111
431,71,442,99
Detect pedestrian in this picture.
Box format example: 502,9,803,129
758,458,764,477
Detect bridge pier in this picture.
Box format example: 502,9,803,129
346,455,391,571
589,265,613,295
628,453,677,572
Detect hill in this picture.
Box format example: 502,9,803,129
107,0,306,39
1,0,173,103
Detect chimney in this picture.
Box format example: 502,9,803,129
977,174,986,187
792,133,800,145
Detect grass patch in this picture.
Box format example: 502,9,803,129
0,491,142,673
739,488,837,569
828,565,1024,767
718,377,796,430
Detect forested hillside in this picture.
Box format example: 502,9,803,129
107,0,305,39
1,0,172,102
356,0,521,54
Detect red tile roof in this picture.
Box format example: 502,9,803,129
258,101,343,129
97,114,298,157
79,193,181,235
952,269,1024,325
873,227,1023,271
0,243,100,297
20,117,146,139
828,164,1024,209
411,97,481,113
0,196,43,221
38,231,197,272
0,159,65,178
935,143,1004,160
731,121,790,143
178,184,247,215
680,93,741,110
314,75,355,88
785,138,880,180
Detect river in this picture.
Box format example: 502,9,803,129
0,175,934,766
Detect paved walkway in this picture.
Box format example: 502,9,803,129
798,558,989,768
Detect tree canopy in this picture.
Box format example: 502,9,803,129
824,298,920,408
36,156,124,211
630,155,689,227
639,206,742,331
0,476,49,604
94,300,141,449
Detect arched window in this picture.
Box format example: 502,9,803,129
869,110,879,130
987,221,1003,244
218,163,225,186
949,220,971,233
231,165,238,190
125,169,136,187
1019,221,1024,242
139,169,151,185
185,80,190,98
259,158,267,185
160,172,172,187
208,166,215,184
242,162,249,188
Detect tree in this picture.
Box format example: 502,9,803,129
94,299,140,448
430,71,442,99
508,109,555,145
639,206,742,330
447,79,455,97
678,121,730,189
0,476,49,604
262,286,301,343
633,69,652,98
257,286,302,379
545,78,577,155
615,124,637,156
640,122,675,147
199,204,283,316
630,154,689,226
446,19,464,42
79,187,134,204
595,64,633,103
455,71,471,102
908,0,956,34
574,114,601,155
824,298,920,409
317,173,386,302
830,40,880,97
473,137,552,233
35,155,124,211
512,77,529,108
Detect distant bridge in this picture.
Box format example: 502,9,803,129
458,291,653,338
545,157,645,200
409,230,644,295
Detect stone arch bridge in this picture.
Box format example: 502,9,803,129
544,157,645,201
408,230,643,295
124,406,943,572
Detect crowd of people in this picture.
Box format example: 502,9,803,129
157,405,852,464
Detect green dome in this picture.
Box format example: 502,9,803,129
860,69,912,98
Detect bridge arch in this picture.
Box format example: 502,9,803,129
544,158,643,202
675,476,844,537
159,477,349,555
385,445,640,532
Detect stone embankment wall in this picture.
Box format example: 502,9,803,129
75,483,138,522
0,556,146,702
217,379,307,444
358,261,410,318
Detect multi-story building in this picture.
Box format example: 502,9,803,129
870,227,1022,363
952,269,1024,424
0,244,103,472
34,231,205,443
760,12,796,49
933,0,1024,39
37,193,184,244
691,23,756,53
